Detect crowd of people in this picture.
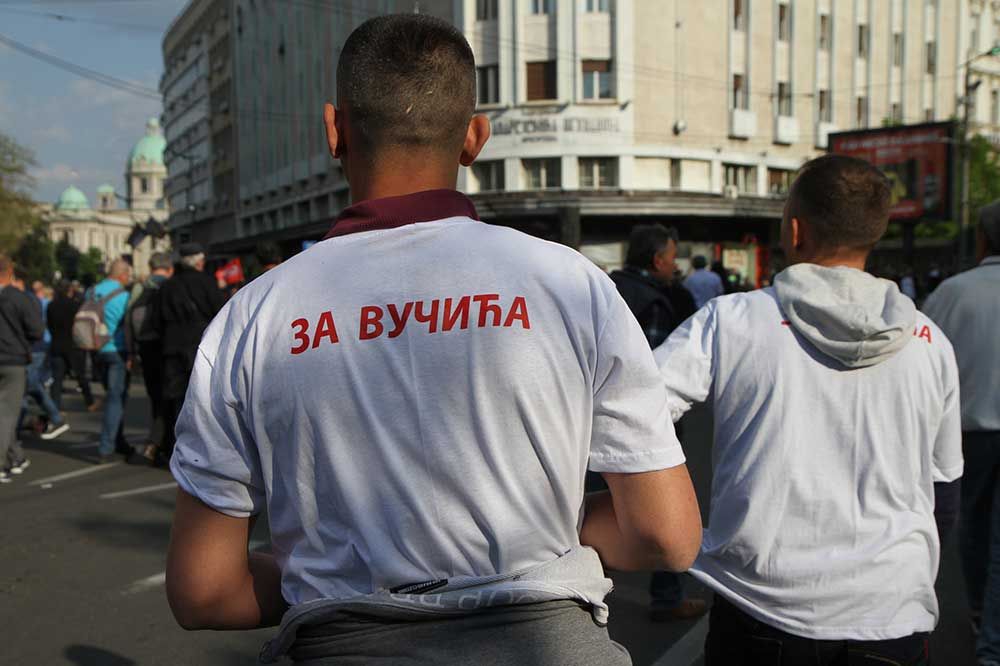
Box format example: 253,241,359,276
2,13,999,666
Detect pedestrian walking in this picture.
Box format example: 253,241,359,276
157,243,224,459
655,155,963,664
924,201,1000,663
47,280,95,411
609,223,705,622
683,255,725,308
14,270,68,440
125,252,173,465
0,255,43,483
165,15,701,664
92,259,134,464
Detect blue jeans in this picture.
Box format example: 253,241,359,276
960,430,1000,662
19,351,62,428
98,351,129,456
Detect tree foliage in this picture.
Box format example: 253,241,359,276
0,132,41,255
13,225,56,284
55,238,81,280
78,247,106,286
969,134,1000,218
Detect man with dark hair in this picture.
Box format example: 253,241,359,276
126,251,174,465
0,255,44,482
684,255,724,308
656,154,962,663
166,14,701,664
47,280,94,411
924,203,1000,662
609,224,704,622
254,242,282,273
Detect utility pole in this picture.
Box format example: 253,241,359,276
959,46,1000,269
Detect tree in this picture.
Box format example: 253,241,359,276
78,247,106,286
13,225,56,284
969,134,1000,217
0,132,41,254
55,238,81,280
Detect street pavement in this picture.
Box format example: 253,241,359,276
0,382,980,664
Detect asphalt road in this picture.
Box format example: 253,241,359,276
0,384,980,664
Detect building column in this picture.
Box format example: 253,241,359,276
558,206,581,249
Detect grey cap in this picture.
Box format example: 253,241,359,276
981,199,1000,250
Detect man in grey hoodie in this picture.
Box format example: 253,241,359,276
654,154,963,664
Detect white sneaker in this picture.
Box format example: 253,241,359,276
40,422,70,440
0,471,11,484
9,459,30,474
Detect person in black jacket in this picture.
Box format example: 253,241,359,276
607,224,705,622
158,243,224,459
0,255,44,482
47,280,94,411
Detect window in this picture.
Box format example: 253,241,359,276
579,158,618,189
526,60,557,100
768,168,792,195
992,89,999,124
819,15,831,51
531,0,552,14
670,159,681,189
926,41,936,74
893,33,904,67
732,73,748,110
856,96,869,127
523,158,560,189
724,163,756,194
582,60,613,100
473,160,505,192
586,0,610,11
818,89,832,122
733,0,745,31
140,177,149,194
891,103,902,123
777,4,791,42
476,0,497,20
857,25,869,58
777,82,792,116
477,65,499,105
925,107,934,121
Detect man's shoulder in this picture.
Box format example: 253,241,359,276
710,288,780,322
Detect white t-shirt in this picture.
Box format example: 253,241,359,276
654,287,963,641
171,196,684,611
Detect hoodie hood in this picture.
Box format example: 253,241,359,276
773,264,916,368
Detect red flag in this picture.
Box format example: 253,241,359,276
215,258,245,286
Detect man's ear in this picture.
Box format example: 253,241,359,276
323,103,344,159
459,115,491,167
790,217,803,249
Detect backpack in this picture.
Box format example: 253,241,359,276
72,287,126,351
128,281,162,344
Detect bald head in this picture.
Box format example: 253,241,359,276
108,258,133,285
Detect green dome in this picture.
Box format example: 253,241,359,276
97,184,115,194
55,185,90,212
128,118,166,168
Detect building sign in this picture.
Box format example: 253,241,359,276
828,122,955,220
489,113,622,144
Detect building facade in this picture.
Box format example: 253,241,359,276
161,0,988,281
43,119,171,276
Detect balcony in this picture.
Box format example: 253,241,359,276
774,115,799,145
814,122,837,149
729,109,757,139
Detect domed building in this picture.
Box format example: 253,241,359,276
43,119,171,277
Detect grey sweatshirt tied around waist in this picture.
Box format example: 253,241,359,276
773,263,916,368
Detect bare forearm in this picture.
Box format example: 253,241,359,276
580,491,667,571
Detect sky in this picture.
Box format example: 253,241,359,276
0,0,187,204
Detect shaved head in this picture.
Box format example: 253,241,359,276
108,258,132,280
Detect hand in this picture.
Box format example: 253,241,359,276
126,358,133,372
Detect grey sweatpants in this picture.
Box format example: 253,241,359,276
0,365,26,469
287,600,632,665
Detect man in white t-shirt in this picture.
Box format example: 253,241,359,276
924,204,1000,662
655,154,963,664
164,14,701,664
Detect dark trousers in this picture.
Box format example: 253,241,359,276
138,342,164,447
0,365,27,469
161,351,196,457
959,430,1000,661
705,596,929,665
50,349,93,410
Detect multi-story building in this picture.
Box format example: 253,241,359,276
162,1,986,282
160,0,238,248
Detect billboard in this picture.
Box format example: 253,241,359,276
828,122,955,221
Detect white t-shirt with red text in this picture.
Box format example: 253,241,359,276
170,190,685,612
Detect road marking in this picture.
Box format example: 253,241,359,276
100,481,177,500
28,462,121,486
123,572,166,595
650,615,709,666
